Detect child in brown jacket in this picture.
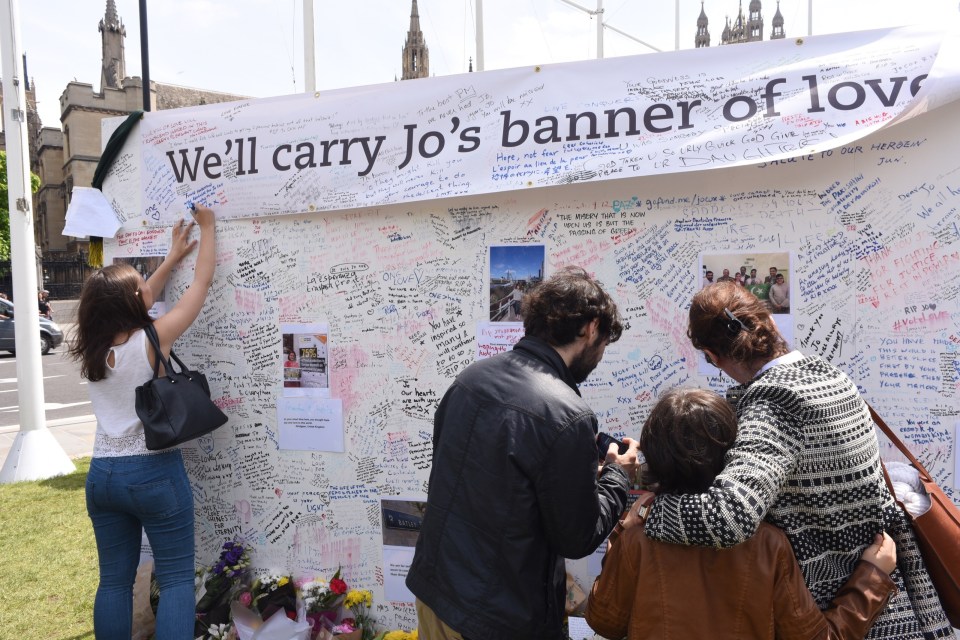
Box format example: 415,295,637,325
586,388,897,640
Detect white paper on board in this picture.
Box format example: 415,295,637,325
277,397,343,451
476,321,525,359
63,186,122,238
382,546,416,603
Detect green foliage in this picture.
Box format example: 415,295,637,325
0,457,96,638
0,150,43,260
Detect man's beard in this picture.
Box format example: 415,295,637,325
568,335,606,384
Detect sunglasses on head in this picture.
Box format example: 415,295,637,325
703,308,748,368
723,307,748,334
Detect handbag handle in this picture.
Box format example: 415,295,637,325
143,323,193,381
867,403,935,484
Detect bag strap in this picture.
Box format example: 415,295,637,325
143,323,190,379
866,403,934,484
866,403,918,520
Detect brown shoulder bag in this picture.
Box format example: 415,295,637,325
870,405,960,627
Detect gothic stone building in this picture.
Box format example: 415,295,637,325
20,0,430,284
695,0,785,48
0,0,247,296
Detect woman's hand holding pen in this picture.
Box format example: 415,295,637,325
166,217,198,264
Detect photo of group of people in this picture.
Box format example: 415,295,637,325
702,252,791,314
488,245,546,323
280,324,330,396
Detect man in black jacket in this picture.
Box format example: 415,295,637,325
407,266,639,640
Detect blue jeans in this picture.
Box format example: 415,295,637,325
86,450,195,639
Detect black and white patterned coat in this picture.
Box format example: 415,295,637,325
644,355,953,639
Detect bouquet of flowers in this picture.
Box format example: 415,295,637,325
300,569,348,635
251,575,299,621
301,569,348,614
329,589,378,640
300,569,359,639
232,574,311,640
196,540,252,638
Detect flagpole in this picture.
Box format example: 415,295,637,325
304,0,316,92
475,0,485,71
0,0,75,482
139,0,151,111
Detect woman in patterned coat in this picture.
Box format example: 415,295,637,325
642,282,952,639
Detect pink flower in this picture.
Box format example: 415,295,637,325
238,591,253,607
293,576,312,590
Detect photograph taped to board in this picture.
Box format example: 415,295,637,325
383,508,422,532
489,244,545,323
280,323,330,397
380,499,426,547
698,251,795,377
700,250,791,314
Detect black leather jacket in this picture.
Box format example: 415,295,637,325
406,336,630,640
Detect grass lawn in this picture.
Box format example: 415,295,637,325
0,458,96,639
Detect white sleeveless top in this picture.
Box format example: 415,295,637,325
88,328,166,457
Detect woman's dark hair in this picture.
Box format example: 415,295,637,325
522,266,623,346
640,388,738,493
70,263,152,381
687,281,788,363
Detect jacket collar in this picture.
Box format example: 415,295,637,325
513,336,582,396
728,351,811,398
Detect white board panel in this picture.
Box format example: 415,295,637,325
102,81,960,635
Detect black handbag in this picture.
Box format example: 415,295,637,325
135,323,228,450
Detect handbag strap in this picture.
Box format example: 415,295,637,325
866,403,917,518
143,323,191,379
867,403,934,484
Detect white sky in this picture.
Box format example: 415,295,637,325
13,0,960,128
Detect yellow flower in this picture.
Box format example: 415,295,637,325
383,632,408,640
344,588,374,610
410,631,418,640
277,576,289,587
344,589,363,608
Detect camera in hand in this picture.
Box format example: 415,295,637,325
725,386,745,412
596,432,628,462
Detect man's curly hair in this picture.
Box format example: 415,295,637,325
522,266,623,347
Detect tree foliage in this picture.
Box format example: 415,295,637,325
0,150,42,260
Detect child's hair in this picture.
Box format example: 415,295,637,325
640,388,738,493
70,263,152,381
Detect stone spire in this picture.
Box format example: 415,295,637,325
695,2,711,48
401,0,429,80
99,0,126,91
771,1,785,39
747,0,763,41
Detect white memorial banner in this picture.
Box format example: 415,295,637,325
139,25,960,222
